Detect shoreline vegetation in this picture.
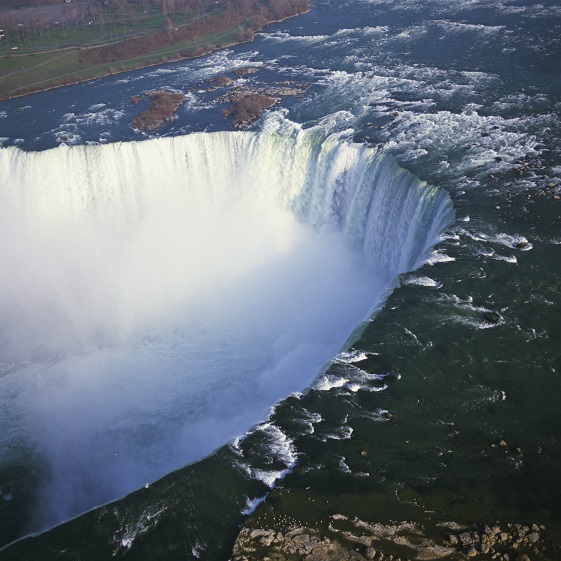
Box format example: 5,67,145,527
0,0,310,101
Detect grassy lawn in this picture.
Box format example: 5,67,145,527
0,50,82,96
0,0,236,98
0,51,71,73
0,4,219,54
0,23,242,99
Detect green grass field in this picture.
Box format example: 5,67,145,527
0,2,235,99
0,4,217,53
0,24,242,99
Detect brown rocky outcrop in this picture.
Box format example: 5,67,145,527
131,89,186,131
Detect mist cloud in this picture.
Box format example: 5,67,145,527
0,123,452,530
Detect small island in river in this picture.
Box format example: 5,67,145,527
131,89,186,131
129,67,310,131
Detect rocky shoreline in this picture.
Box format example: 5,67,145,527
233,514,557,561
0,4,312,101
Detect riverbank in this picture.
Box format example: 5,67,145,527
0,1,310,101
233,487,561,560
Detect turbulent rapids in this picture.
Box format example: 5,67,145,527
0,117,453,532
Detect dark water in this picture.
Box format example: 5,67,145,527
1,0,561,558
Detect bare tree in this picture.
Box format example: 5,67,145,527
32,15,46,41
0,13,18,34
163,0,175,16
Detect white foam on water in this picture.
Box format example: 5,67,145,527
403,275,443,288
346,364,388,381
382,109,540,179
367,408,398,422
300,72,541,197
491,233,533,251
332,455,367,476
294,410,323,435
252,467,293,488
55,132,82,145
180,49,263,81
317,425,353,441
476,248,495,257
465,228,533,252
435,293,506,330
113,505,167,554
492,253,518,263
221,423,297,492
337,457,351,474
313,375,350,392
147,68,176,76
427,250,456,265
242,495,267,515
336,349,373,363
344,383,362,392
261,30,330,44
358,383,388,393
258,423,297,467
436,293,473,305
463,229,489,242
432,20,506,34
79,108,125,127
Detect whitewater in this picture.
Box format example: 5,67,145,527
2,0,561,556
0,117,453,530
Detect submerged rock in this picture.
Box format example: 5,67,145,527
234,66,262,75
483,311,502,324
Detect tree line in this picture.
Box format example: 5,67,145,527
80,0,309,64
0,0,307,42
0,0,207,46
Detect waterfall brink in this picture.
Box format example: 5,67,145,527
0,117,453,531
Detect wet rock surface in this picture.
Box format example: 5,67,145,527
440,522,552,560
220,90,278,129
233,67,262,76
232,508,559,561
218,83,310,128
186,64,310,128
232,516,458,561
131,89,186,131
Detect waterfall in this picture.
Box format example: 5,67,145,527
0,116,453,530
